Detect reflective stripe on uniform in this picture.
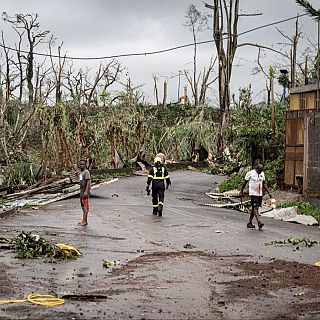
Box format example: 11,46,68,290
153,204,159,208
152,167,165,179
158,201,164,206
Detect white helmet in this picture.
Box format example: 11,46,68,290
154,156,162,164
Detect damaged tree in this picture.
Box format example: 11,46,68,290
204,1,240,154
3,13,50,105
204,1,269,155
0,13,50,163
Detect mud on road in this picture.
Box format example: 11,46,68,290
1,250,320,319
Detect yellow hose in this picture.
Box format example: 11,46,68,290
0,293,64,307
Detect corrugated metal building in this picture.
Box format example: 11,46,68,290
285,82,320,196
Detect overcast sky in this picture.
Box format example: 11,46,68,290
0,0,318,104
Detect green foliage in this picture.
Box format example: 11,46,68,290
91,171,131,182
14,231,80,260
3,163,41,188
264,156,285,188
218,172,245,193
278,74,290,88
228,86,288,164
213,86,287,192
268,65,275,78
266,237,317,249
218,156,285,193
236,127,274,153
280,201,320,222
209,163,232,175
146,105,219,161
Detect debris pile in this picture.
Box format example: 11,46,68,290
1,177,118,210
11,231,81,260
205,191,318,226
204,191,250,212
261,207,319,226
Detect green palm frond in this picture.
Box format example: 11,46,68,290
296,0,320,21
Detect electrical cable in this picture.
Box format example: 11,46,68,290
0,13,308,61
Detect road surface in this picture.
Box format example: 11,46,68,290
0,171,320,319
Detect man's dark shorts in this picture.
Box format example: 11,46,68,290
250,196,262,208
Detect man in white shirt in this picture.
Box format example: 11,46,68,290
240,163,272,229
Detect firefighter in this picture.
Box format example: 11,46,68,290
146,156,171,216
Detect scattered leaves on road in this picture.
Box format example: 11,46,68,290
103,258,120,268
265,237,318,251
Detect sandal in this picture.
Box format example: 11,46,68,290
258,222,264,230
247,222,255,229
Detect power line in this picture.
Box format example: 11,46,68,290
0,13,309,61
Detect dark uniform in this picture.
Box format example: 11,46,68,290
146,161,171,216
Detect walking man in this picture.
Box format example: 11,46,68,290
146,156,171,216
79,159,91,226
240,163,272,229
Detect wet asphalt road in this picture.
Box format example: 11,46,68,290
0,171,320,319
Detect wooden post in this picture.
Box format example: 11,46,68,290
177,71,181,101
184,86,188,105
303,114,309,196
304,56,308,85
270,76,275,133
162,80,167,107
153,76,159,106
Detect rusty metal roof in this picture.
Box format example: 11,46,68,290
291,82,320,94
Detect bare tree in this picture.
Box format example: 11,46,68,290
65,60,122,107
204,0,240,154
184,4,208,105
1,32,14,102
162,80,167,107
276,16,302,88
65,64,84,103
3,13,50,105
49,37,67,104
152,75,159,105
204,1,265,154
185,56,218,105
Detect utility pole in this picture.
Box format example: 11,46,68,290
271,76,275,133
269,66,276,133
162,80,167,108
177,71,181,101
280,69,289,106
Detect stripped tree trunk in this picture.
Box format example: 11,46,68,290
205,0,240,156
163,81,167,107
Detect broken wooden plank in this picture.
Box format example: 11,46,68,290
5,177,71,200
2,178,118,209
204,200,251,208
